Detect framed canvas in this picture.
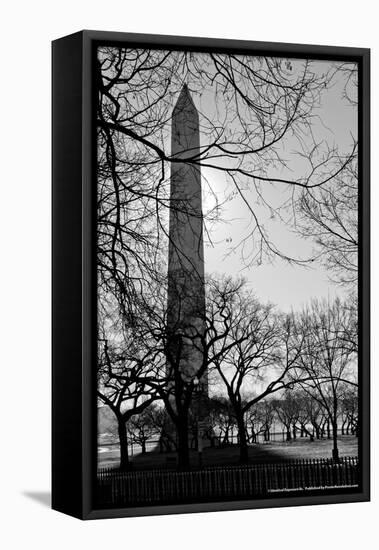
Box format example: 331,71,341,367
52,31,370,520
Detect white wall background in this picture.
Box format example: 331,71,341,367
1,1,376,548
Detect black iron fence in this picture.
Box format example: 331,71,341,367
96,456,358,507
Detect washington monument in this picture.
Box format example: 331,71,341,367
167,84,207,394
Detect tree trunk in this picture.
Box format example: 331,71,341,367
118,419,130,471
327,419,331,439
301,424,313,442
194,427,199,450
341,420,346,436
331,393,339,460
332,418,339,461
177,419,190,471
141,440,146,454
237,414,249,464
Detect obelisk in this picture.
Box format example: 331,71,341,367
167,84,207,393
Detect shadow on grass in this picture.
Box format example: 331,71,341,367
122,443,282,471
98,436,358,471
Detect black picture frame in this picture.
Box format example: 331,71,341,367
52,30,370,520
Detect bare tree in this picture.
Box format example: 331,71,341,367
273,390,301,441
247,400,277,443
133,275,261,470
298,151,358,286
297,63,358,288
147,403,178,453
97,304,160,469
294,390,325,440
211,291,304,463
245,405,261,444
208,396,237,446
340,385,359,436
245,402,275,444
127,405,159,454
291,298,357,460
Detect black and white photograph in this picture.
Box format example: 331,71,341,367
95,44,363,509
3,0,377,545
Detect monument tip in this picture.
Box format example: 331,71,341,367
173,84,197,114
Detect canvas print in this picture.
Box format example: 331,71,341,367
95,47,359,508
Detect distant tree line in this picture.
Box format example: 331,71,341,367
118,383,358,456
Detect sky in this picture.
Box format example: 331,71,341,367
193,59,358,311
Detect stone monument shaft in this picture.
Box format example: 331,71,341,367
167,85,207,390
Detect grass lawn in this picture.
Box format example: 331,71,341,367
250,436,358,460
98,435,358,470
